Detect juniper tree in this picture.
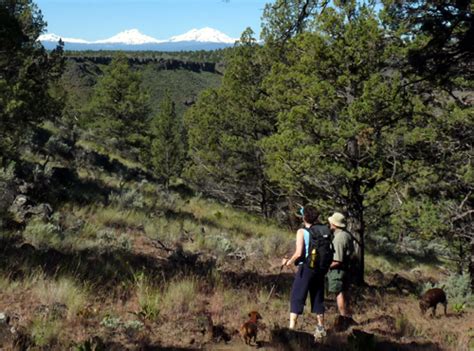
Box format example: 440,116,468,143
383,0,474,84
383,0,474,291
0,0,64,162
149,93,185,188
185,28,279,216
260,3,440,284
87,54,150,155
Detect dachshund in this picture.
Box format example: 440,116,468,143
240,311,262,346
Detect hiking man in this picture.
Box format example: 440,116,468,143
327,212,354,322
281,205,333,340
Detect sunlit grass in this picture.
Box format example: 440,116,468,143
30,316,62,347
184,197,291,238
33,274,89,319
161,277,199,315
135,273,161,321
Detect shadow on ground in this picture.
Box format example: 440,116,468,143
0,236,294,295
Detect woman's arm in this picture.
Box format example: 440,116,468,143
282,228,305,266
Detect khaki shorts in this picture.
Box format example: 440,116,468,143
327,269,348,294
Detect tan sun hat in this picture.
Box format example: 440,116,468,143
328,212,346,228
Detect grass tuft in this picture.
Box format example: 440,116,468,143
33,275,89,319
161,277,198,315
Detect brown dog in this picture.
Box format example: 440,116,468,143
419,288,448,317
240,311,262,345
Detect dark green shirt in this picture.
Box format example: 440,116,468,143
332,228,354,264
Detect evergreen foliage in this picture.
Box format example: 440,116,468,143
185,1,473,285
185,28,279,216
149,93,185,187
86,54,150,154
0,0,64,161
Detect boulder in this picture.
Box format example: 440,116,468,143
8,195,52,224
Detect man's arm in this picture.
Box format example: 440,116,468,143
330,234,344,269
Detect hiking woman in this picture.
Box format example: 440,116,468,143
281,205,328,340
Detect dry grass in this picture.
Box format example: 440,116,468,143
3,167,473,350
32,274,89,319
30,316,63,347
161,277,199,316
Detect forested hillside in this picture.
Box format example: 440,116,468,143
0,0,473,350
60,53,223,120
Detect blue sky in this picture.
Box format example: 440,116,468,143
36,0,269,40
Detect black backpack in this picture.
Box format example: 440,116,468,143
305,224,334,273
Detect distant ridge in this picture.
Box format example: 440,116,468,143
39,28,238,51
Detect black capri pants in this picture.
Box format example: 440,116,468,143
290,265,325,315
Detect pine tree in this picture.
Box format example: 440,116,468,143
0,0,64,162
149,93,185,188
87,54,150,154
261,3,438,284
383,0,474,291
185,28,279,216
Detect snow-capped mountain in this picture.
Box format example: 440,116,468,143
94,29,164,45
169,27,236,44
38,33,89,44
38,28,238,51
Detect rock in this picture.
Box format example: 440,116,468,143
386,273,418,294
8,195,52,224
0,312,9,324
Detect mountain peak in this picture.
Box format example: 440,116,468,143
38,28,238,50
38,33,89,44
169,27,237,44
95,29,164,45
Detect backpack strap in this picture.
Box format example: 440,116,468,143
302,228,311,260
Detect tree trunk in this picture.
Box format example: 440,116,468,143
470,237,474,293
260,180,269,218
347,181,365,286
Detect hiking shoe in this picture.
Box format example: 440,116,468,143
314,325,327,341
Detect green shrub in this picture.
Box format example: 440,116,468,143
100,315,122,329
23,219,61,249
443,273,473,311
96,229,132,251
123,319,144,333
109,188,146,210
195,232,239,259
263,231,292,257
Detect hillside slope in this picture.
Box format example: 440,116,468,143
60,55,222,118
0,136,473,351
